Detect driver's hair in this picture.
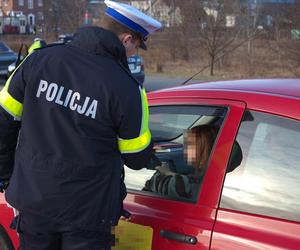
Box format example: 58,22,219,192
185,125,219,169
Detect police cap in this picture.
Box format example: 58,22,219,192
104,0,162,50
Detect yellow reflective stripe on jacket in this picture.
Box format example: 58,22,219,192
118,87,151,153
28,41,42,54
140,87,149,135
118,129,151,154
0,54,29,120
0,88,23,120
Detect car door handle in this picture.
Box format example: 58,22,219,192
160,229,197,245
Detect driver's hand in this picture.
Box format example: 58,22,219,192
155,162,176,176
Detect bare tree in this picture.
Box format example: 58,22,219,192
60,0,86,33
267,1,300,76
43,0,61,40
239,0,262,75
166,0,254,75
161,0,261,76
43,0,87,40
283,0,300,70
193,0,243,75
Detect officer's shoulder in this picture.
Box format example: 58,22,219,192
34,42,66,51
117,62,143,88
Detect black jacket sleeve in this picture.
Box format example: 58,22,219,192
0,52,31,180
0,106,20,180
122,141,153,170
112,70,152,170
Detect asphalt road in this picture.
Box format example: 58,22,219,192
144,75,185,92
144,75,201,92
0,75,201,91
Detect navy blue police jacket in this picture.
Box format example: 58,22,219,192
0,26,152,231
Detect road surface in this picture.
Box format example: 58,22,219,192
144,75,200,92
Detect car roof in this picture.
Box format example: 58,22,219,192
154,79,300,99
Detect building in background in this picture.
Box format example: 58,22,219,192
85,0,180,28
86,0,105,26
0,0,45,34
129,0,181,27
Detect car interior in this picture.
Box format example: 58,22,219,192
125,105,227,203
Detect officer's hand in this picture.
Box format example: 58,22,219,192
0,180,9,193
146,152,162,169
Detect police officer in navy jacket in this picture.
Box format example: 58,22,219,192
0,0,161,249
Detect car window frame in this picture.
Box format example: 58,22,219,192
126,96,246,208
124,104,228,204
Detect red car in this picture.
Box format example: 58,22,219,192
1,79,300,250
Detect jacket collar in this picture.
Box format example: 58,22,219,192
70,26,128,68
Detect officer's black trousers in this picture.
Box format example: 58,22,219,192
16,212,113,250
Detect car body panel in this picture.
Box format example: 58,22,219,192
0,194,19,249
149,84,300,120
211,209,300,250
157,79,300,98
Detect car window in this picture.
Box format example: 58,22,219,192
125,105,227,203
220,110,300,222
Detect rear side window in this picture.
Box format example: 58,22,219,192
221,110,300,222
124,105,226,203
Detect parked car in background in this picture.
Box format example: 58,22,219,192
56,34,74,44
128,54,145,84
1,79,300,250
0,42,17,79
5,40,145,85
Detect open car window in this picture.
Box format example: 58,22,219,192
124,105,227,203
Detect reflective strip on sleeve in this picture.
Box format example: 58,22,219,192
118,129,151,154
0,88,23,120
140,87,149,135
118,86,151,154
0,54,29,120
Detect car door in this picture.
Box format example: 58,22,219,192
211,109,300,250
0,194,18,249
118,96,245,250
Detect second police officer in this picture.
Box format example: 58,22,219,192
0,0,161,249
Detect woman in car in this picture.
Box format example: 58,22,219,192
144,125,219,200
144,125,243,200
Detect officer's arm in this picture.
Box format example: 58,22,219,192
0,107,20,184
117,85,152,170
0,54,29,186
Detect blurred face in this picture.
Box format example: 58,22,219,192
185,131,198,166
120,33,141,57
